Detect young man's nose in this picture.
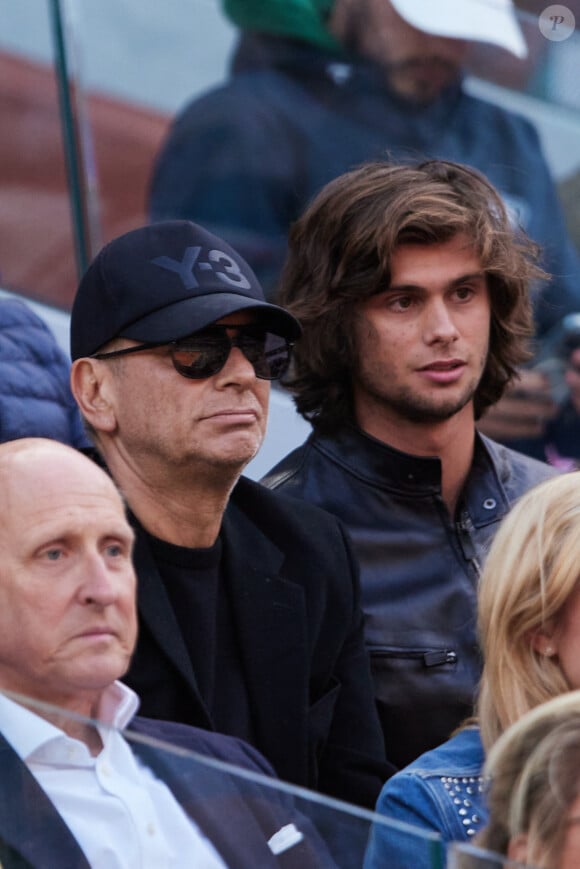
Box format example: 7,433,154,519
424,300,460,343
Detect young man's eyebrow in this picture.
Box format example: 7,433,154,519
385,271,487,292
448,271,487,286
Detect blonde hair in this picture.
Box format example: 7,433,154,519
479,691,580,867
477,471,580,751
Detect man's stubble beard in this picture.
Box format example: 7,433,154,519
355,350,488,426
385,57,462,104
373,380,479,424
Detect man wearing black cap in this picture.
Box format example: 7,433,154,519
69,219,389,809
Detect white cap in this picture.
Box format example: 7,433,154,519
390,0,528,58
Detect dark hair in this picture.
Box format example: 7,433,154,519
278,159,545,432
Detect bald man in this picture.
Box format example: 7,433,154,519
0,439,331,869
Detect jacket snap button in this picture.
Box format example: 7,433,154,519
483,498,496,510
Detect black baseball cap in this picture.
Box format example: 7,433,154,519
70,220,301,360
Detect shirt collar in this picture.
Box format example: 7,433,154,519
97,680,139,730
0,681,139,761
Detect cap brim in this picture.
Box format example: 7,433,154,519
120,292,302,343
390,0,528,59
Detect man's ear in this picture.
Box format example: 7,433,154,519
70,358,118,433
507,832,529,863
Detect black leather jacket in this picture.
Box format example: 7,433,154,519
262,425,555,769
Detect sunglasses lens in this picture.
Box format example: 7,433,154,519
172,337,229,379
235,331,289,380
171,329,291,380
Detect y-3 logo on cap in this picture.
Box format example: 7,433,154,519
151,246,251,290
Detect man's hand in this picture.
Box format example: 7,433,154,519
477,368,559,441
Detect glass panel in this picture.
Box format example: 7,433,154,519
448,840,540,868
0,691,444,869
4,689,562,869
2,0,578,464
467,3,580,109
465,4,580,242
0,0,81,307
35,0,578,472
4,0,580,311
461,4,580,464
55,0,237,306
52,0,580,290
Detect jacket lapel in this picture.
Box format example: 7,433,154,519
0,735,90,868
131,495,310,784
222,501,309,785
133,738,283,869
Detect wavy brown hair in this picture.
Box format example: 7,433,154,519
278,159,545,432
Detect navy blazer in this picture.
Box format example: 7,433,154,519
122,475,390,808
0,716,335,868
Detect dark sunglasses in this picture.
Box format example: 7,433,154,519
91,324,293,381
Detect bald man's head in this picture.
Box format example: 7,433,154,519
0,438,122,508
0,438,137,715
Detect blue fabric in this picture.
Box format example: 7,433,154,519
364,728,487,869
149,33,580,334
0,298,86,447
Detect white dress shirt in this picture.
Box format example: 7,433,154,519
0,683,227,868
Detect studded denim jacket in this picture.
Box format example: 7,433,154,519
364,727,486,869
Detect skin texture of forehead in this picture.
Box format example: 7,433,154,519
0,438,123,516
0,436,84,460
0,437,84,473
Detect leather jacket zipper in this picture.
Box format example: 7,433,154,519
456,510,481,575
369,647,458,668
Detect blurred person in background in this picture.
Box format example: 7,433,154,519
365,471,580,867
563,346,580,442
529,314,580,469
149,0,580,459
479,691,580,869
0,297,86,447
150,0,575,319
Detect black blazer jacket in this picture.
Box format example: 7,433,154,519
122,476,390,808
